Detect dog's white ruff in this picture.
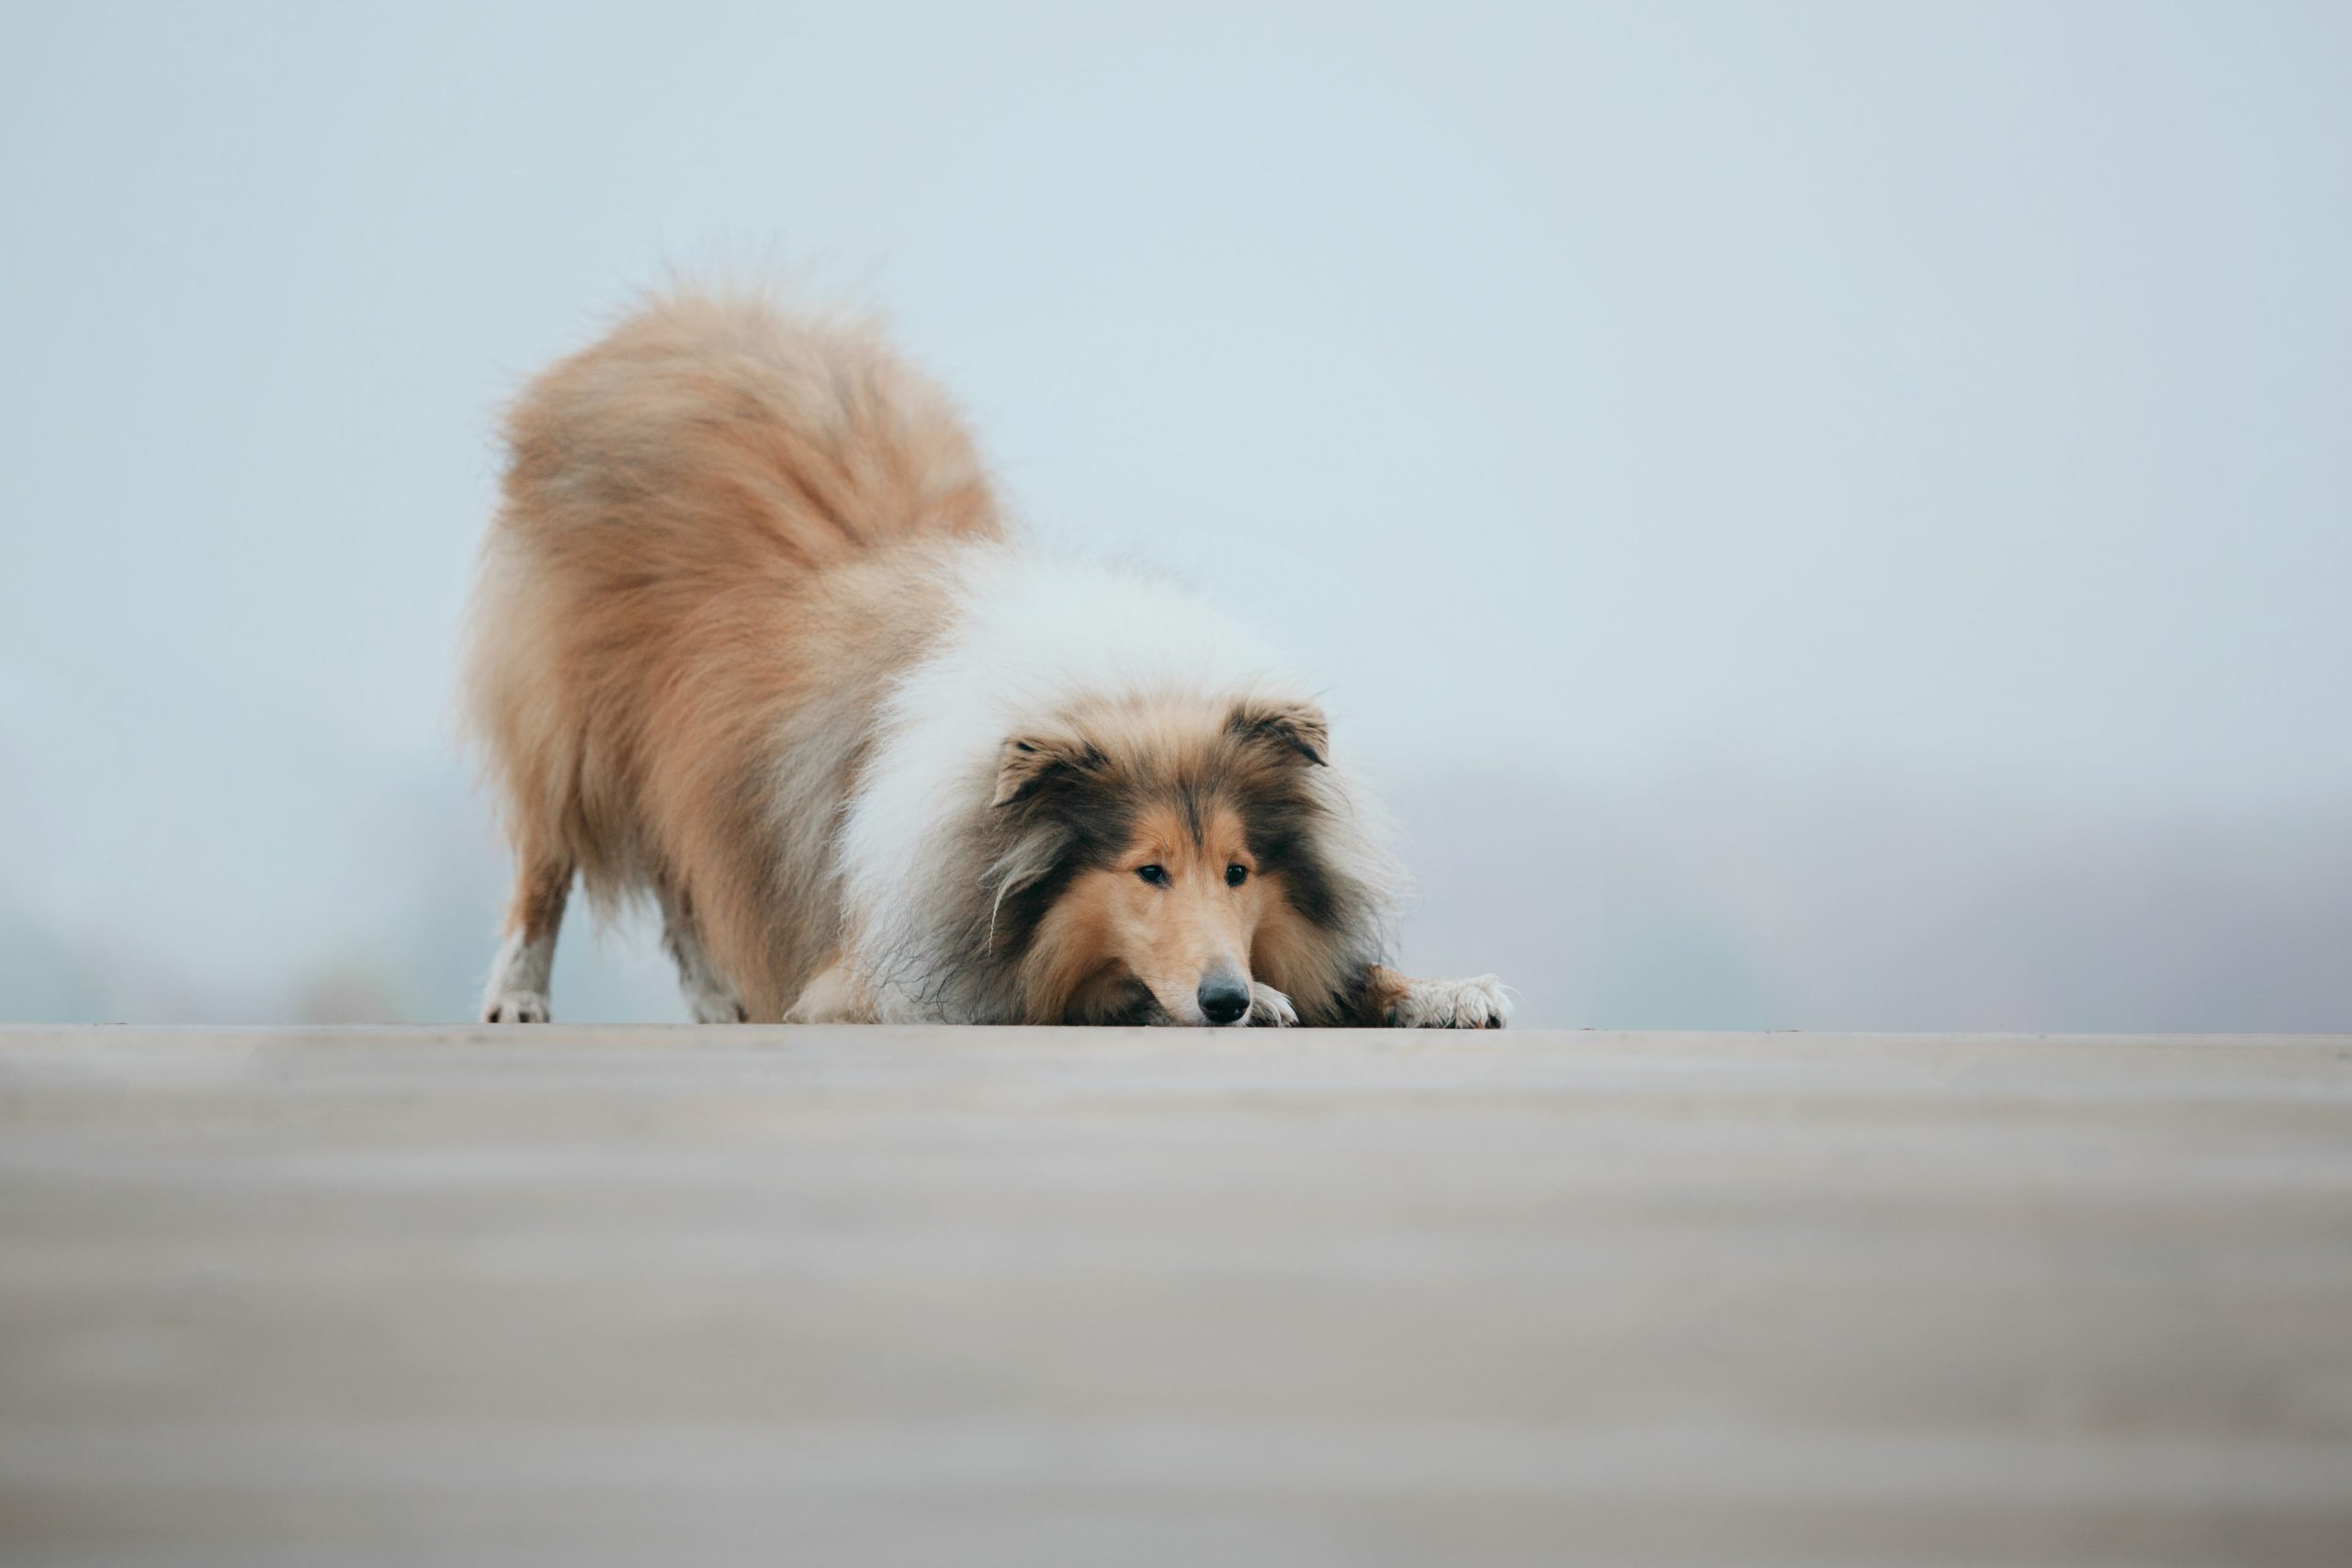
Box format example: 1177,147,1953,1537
834,546,1323,1021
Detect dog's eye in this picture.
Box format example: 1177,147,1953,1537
1226,863,1248,886
1136,864,1169,886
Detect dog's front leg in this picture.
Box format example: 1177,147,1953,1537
1248,981,1299,1026
1362,965,1511,1029
785,958,878,1023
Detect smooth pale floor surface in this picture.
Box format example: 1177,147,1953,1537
1,1026,2348,1566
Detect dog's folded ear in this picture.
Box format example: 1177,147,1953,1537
991,732,1106,807
1227,697,1329,766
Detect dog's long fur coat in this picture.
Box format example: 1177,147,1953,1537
464,288,1508,1029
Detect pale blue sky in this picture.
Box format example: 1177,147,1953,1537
3,3,2346,1024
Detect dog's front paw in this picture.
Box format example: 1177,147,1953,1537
687,988,748,1024
1387,974,1510,1030
482,991,550,1023
1249,981,1299,1027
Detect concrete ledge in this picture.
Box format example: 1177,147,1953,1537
4,1026,2349,1565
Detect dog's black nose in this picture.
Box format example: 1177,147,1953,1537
1198,976,1250,1025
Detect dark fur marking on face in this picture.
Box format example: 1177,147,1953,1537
988,855,1080,955
950,696,1392,1025
1222,760,1356,934
983,798,1136,949
1256,825,1349,931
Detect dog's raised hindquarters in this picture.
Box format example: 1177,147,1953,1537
463,287,1509,1028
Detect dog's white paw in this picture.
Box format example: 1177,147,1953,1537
1387,974,1510,1030
1249,981,1299,1027
483,991,550,1023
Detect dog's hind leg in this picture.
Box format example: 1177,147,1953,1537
661,888,747,1024
481,852,572,1022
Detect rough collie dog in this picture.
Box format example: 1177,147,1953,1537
463,288,1509,1029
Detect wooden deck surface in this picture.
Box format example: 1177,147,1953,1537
2,1025,2349,1566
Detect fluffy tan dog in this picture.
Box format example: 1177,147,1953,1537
463,288,1509,1029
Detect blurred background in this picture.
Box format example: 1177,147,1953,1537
1,2,2345,1030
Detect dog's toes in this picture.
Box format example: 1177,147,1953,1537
1249,981,1300,1028
1388,974,1511,1031
483,991,551,1023
1447,975,1512,1029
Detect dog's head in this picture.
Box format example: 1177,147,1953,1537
983,694,1346,1025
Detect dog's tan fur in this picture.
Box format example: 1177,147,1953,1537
463,288,1509,1028
465,294,990,1019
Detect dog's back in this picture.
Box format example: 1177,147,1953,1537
464,289,1001,1020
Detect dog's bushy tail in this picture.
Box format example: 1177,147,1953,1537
492,286,1003,571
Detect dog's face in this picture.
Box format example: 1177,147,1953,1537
1049,798,1272,1024
989,695,1333,1026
